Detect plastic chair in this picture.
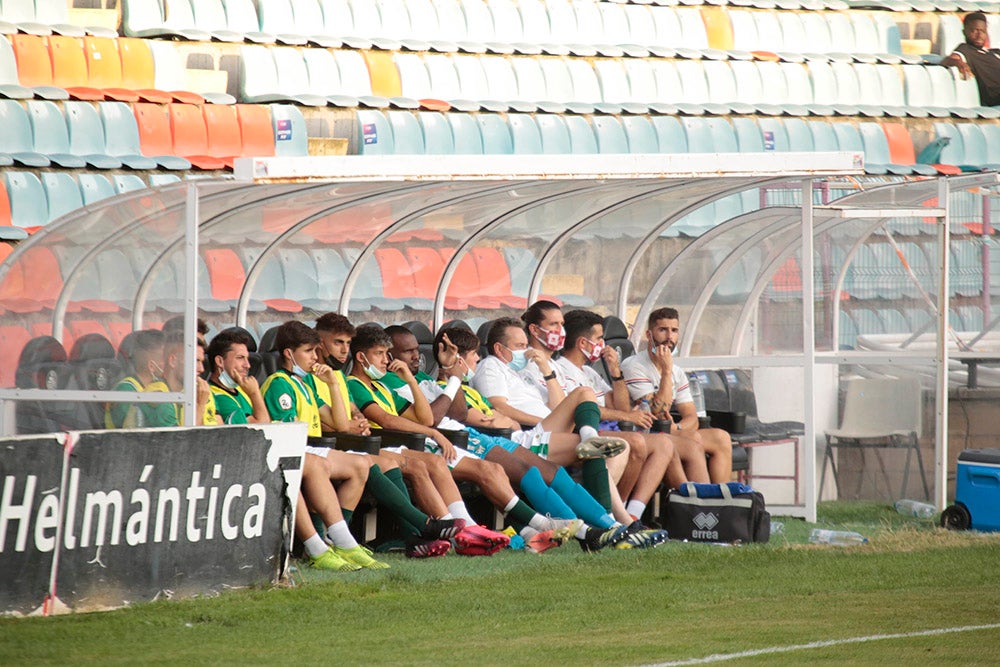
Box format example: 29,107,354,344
168,102,227,169
256,0,310,45
621,116,657,154
479,56,519,102
77,173,116,205
447,112,483,154
5,171,49,229
131,102,192,169
121,0,211,41
363,49,403,98
508,113,542,154
418,111,455,154
0,99,49,167
651,116,686,153
535,113,570,154
236,104,276,158
732,117,764,153
387,110,426,154
538,57,575,103
511,56,547,102
820,376,927,501
112,174,147,194
10,33,59,91
477,113,513,153
757,117,790,152
40,172,83,222
591,116,627,153
566,58,601,103
26,100,85,168
269,103,308,156
356,109,394,154
395,52,433,100
564,115,597,154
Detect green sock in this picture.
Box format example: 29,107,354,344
342,508,353,524
507,499,538,530
573,401,602,432
367,464,426,535
384,466,411,500
310,512,325,539
581,459,613,512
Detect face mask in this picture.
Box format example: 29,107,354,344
325,355,343,371
459,358,474,383
218,369,239,390
291,363,309,378
362,354,386,380
533,325,566,352
150,360,165,381
505,347,528,372
583,338,605,363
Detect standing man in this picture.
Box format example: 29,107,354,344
621,307,732,483
940,12,1000,107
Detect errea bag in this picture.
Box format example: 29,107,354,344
663,482,771,543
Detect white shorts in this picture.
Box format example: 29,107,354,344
305,446,330,458
509,424,552,459
423,437,479,469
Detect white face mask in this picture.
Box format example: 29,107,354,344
361,354,386,380
218,369,239,390
291,363,308,378
459,357,474,383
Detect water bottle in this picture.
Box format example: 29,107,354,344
687,373,707,418
770,521,785,535
893,499,936,519
808,528,868,546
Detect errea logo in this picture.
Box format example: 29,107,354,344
692,512,720,540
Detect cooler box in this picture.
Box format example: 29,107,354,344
945,448,1000,533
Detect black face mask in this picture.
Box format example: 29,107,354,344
325,355,343,371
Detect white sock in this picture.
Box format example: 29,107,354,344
528,514,550,531
326,520,358,549
503,496,519,513
625,500,647,520
441,513,454,519
304,534,328,558
448,501,476,525
579,425,599,441
575,524,589,539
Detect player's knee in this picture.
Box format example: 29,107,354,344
621,432,647,461
571,386,598,403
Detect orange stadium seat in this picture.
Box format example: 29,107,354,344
471,247,526,308
202,104,243,167
11,34,55,87
133,102,174,155
701,6,734,52
375,247,418,298
117,37,172,103
363,50,403,98
47,35,104,100
168,103,228,169
236,104,276,158
404,246,467,309
204,248,246,299
439,247,500,309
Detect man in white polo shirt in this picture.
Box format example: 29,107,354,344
621,307,732,483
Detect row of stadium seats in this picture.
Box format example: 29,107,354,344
351,110,966,175
0,0,116,37
0,33,232,103
240,45,991,117
115,0,942,59
838,302,987,349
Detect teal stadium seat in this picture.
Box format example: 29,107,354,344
356,109,394,154
592,116,628,153
62,101,122,169
564,115,597,154
758,118,791,152
77,173,115,205
424,54,463,102
386,110,425,154
25,100,85,168
956,124,987,168
784,118,813,151
122,0,211,41
98,101,157,169
418,111,455,153
809,120,839,151
477,113,513,153
732,117,764,152
651,116,686,153
112,174,147,193
621,116,658,153
269,103,308,156
0,100,49,167
535,114,571,154
5,171,48,228
40,172,82,222
446,112,483,153
508,113,543,154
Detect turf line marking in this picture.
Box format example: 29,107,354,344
643,623,1000,666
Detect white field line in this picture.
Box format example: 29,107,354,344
642,623,1000,666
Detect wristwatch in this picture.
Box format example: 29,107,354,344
542,371,557,381
610,374,624,382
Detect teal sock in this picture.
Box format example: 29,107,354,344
366,465,426,535
519,467,576,520
573,401,602,432
550,467,615,529
581,458,613,513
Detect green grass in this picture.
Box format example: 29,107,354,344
2,502,1000,666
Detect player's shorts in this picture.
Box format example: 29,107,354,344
423,437,478,469
464,426,520,458
509,423,552,459
305,446,330,458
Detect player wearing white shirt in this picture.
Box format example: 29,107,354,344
621,307,733,483
557,309,675,523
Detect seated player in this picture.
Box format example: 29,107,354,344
143,331,217,426
261,321,466,558
350,324,567,552
621,307,732,483
105,329,168,429
556,309,678,523
435,326,670,550
206,327,390,570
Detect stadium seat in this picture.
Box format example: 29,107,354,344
418,111,455,154
340,246,405,311
621,116,658,154
168,102,228,169
757,118,790,152
240,45,324,106
881,122,937,175
508,113,543,154
256,0,312,45
4,171,48,230
201,103,243,166
0,35,33,99
77,173,115,205
133,103,196,169
269,103,309,156
95,102,151,168
0,325,31,387
564,115,597,154
471,246,526,308
9,34,63,100
236,104,276,157
55,101,112,168
732,117,764,153
112,174,147,194
0,100,49,166
592,116,628,153
222,0,279,43
387,109,425,154
356,109,394,155
40,172,83,222
122,0,211,41
477,113,513,153
424,54,463,102
439,247,501,309
25,100,84,168
447,112,483,153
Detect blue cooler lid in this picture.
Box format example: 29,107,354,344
958,448,1000,465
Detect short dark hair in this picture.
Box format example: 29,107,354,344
315,312,355,337
521,300,562,329
207,328,252,372
648,307,680,330
384,325,413,344
129,329,165,369
350,324,391,359
964,11,987,28
563,309,603,352
162,315,208,336
434,326,479,364
274,320,319,355
486,317,523,354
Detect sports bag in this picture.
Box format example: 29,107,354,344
663,482,770,543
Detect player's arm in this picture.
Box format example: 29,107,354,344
360,401,456,461
237,374,270,423
390,360,435,427
601,345,632,412
487,395,543,427
674,400,699,432
313,363,351,432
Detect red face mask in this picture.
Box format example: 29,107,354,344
583,338,605,363
533,325,566,351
